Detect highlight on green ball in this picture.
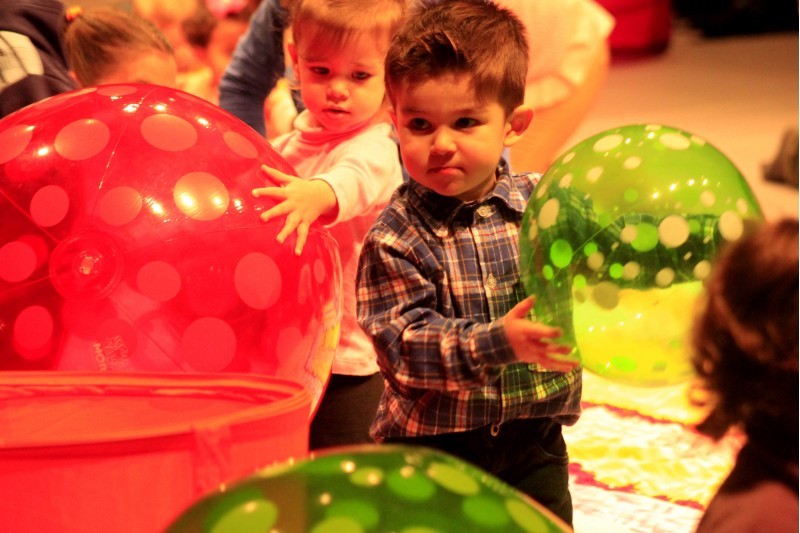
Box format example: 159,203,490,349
519,123,763,387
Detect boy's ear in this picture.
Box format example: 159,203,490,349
388,106,397,129
503,104,534,147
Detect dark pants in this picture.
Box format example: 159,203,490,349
385,418,573,527
309,373,384,450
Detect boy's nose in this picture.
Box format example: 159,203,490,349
431,128,455,154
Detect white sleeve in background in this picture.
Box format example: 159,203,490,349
277,121,403,226
496,0,615,109
317,126,402,226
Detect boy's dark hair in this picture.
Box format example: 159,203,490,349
385,0,528,115
690,218,798,450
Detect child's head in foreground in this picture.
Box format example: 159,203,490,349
691,218,798,453
287,0,406,133
64,7,177,88
385,0,532,202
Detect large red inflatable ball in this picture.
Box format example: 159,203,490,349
0,84,342,410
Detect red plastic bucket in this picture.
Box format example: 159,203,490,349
0,372,310,532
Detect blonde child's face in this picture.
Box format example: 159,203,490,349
291,30,388,133
94,50,178,88
390,73,528,202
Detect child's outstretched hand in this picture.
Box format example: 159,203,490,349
252,164,337,255
504,296,579,373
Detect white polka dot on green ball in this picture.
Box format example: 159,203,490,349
166,445,570,532
520,124,764,387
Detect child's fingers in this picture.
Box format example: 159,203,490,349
525,322,563,340
507,296,535,319
275,216,300,244
258,201,292,223
530,352,580,372
294,223,309,255
523,331,577,372
529,341,573,357
252,186,286,200
526,338,572,358
545,359,580,373
260,164,293,185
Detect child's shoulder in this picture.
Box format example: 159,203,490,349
365,182,418,231
512,170,543,189
507,170,543,202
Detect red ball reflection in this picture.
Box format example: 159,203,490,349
0,84,342,411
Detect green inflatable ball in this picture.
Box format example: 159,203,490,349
166,444,571,533
519,124,763,386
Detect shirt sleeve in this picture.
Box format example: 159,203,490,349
312,130,403,225
356,215,517,397
0,74,74,119
0,30,77,119
218,0,287,136
496,0,615,108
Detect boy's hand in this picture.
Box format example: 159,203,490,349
252,164,337,255
504,296,579,373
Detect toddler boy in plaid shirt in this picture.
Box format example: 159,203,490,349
356,0,581,525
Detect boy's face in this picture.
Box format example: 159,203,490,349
390,73,530,202
290,30,387,133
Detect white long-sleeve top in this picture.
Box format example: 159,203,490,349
270,110,403,375
497,0,615,109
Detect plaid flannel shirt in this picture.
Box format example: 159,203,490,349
356,162,582,441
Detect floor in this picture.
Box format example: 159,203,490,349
564,20,799,222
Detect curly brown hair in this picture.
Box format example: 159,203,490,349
690,218,798,450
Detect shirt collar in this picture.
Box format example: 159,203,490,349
407,159,528,236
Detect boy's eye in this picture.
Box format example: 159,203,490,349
352,72,371,81
454,117,478,129
408,118,430,131
309,66,329,75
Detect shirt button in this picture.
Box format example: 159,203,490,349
477,205,492,217
486,275,497,289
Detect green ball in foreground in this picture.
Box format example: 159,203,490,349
520,124,763,386
166,444,570,533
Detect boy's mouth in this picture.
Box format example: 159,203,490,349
428,166,462,177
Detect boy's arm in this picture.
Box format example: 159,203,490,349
218,0,287,136
357,226,519,396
